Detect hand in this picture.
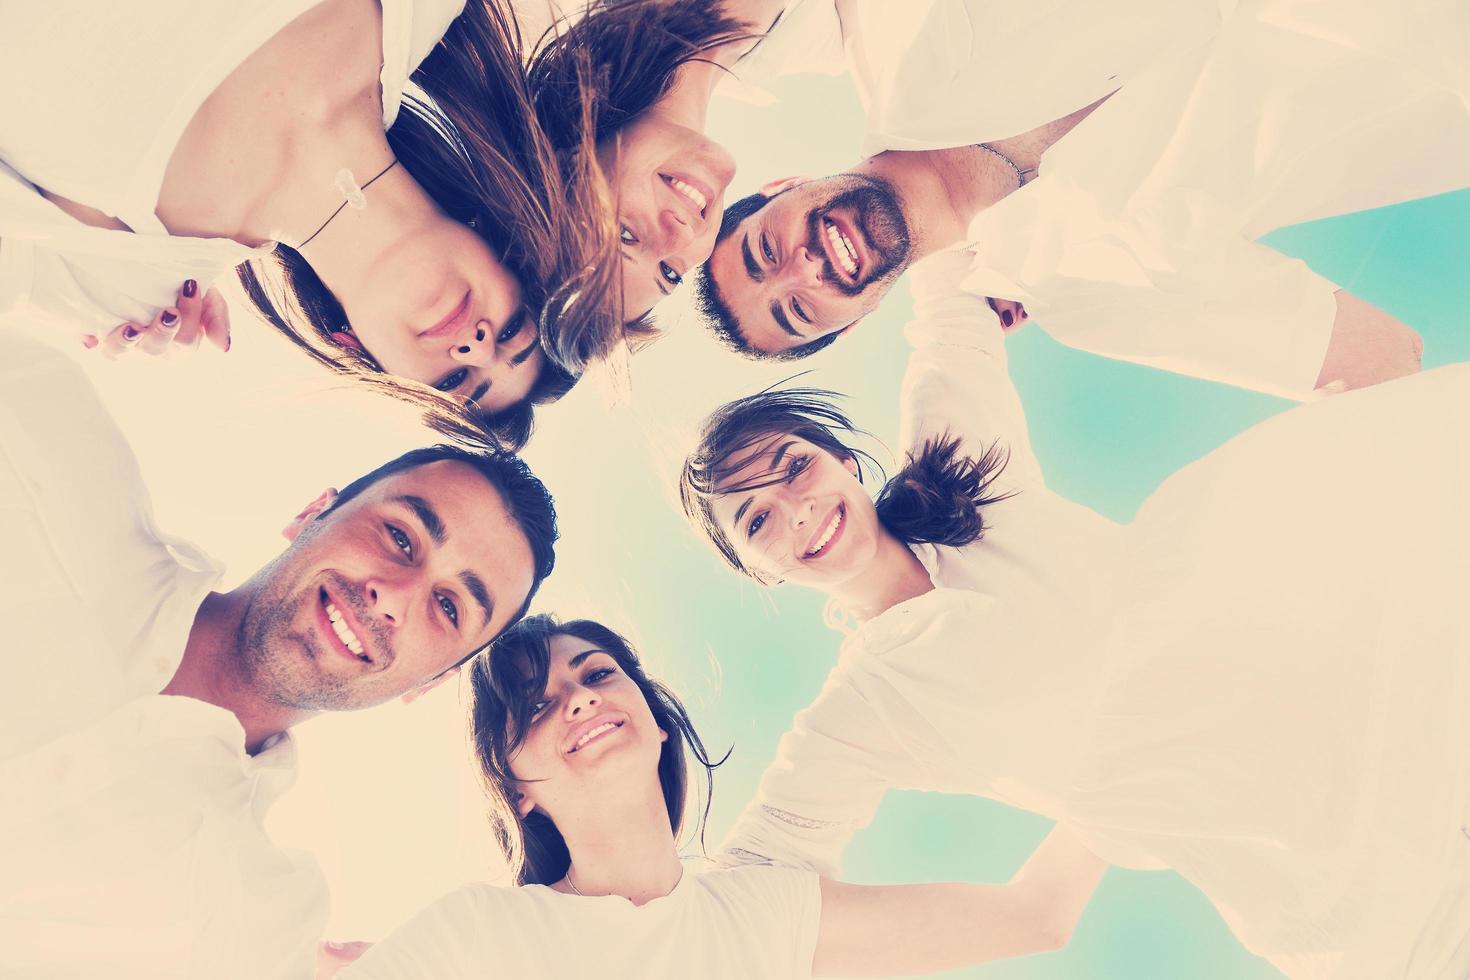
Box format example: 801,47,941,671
83,279,231,358
985,297,1029,334
316,940,372,979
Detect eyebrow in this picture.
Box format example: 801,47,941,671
741,233,764,283
395,494,446,545
568,648,605,669
769,303,801,338
729,440,795,530
460,570,493,630
511,337,539,366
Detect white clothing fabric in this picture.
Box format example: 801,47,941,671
723,251,1470,979
735,0,1470,399
0,0,465,334
341,863,822,980
0,330,329,979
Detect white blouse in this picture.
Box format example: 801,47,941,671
0,330,328,979
342,864,822,980
731,0,1470,399
0,0,465,335
723,251,1470,978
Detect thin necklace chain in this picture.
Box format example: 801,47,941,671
563,868,584,896
297,158,399,250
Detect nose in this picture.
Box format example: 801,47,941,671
777,245,824,289
449,320,496,365
362,571,410,628
566,686,600,717
784,488,816,531
655,207,697,254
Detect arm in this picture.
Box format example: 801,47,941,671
813,825,1106,978
1314,289,1423,392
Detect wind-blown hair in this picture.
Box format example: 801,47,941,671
691,190,844,361
679,385,1013,581
469,615,726,885
239,0,605,449
526,0,756,373
324,444,559,643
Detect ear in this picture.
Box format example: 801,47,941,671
658,727,669,744
841,453,860,478
282,488,338,541
400,665,459,705
758,175,809,197
329,329,365,353
515,788,536,819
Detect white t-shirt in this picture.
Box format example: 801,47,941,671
0,329,329,979
344,864,822,980
735,0,1470,399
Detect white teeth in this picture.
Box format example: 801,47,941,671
806,509,843,558
824,221,859,278
665,175,708,215
572,721,619,751
325,602,365,658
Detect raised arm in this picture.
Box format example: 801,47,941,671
813,824,1106,977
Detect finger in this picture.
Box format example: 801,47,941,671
200,287,231,352
137,306,182,356
173,280,204,350
101,321,147,360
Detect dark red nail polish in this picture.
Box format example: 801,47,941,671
161,309,179,327
1001,310,1014,327
122,325,140,341
182,279,197,298
225,336,232,353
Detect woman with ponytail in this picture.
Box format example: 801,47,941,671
679,248,1470,977
341,613,1106,979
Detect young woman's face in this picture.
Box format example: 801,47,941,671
342,215,546,415
599,108,736,323
511,634,667,821
707,433,883,592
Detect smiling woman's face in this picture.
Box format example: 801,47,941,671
337,213,547,416
707,432,883,592
511,633,667,822
599,107,737,323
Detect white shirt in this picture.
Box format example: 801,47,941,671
0,0,465,336
341,863,822,980
0,330,329,979
735,0,1470,399
723,252,1470,978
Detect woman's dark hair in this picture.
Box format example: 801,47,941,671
469,614,726,885
239,0,604,450
679,385,1013,582
525,0,755,372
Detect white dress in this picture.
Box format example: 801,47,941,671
341,863,822,980
0,0,465,334
0,329,328,980
722,251,1470,979
730,0,1470,399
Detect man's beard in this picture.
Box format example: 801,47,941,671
236,575,357,711
806,175,911,297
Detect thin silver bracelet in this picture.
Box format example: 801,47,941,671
975,143,1038,188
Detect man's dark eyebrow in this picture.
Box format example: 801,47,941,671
568,648,606,669
459,570,493,630
770,303,801,338
741,234,764,282
395,494,446,546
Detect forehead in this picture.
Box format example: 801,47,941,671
707,432,830,523
342,459,536,634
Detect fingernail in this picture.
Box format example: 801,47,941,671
122,325,140,342
325,941,345,952
1001,310,1014,326
225,335,232,353
81,334,99,349
161,309,179,328
182,279,197,298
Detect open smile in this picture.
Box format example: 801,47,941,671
820,214,864,284
564,715,627,754
420,291,472,339
802,502,847,560
317,587,373,666
661,171,710,221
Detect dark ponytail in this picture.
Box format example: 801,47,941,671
875,435,1012,548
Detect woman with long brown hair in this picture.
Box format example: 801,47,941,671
339,613,1105,979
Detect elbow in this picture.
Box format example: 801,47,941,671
1027,903,1081,955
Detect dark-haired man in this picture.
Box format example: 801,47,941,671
700,0,1466,399
0,330,558,978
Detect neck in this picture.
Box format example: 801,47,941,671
851,95,1112,260
555,780,685,906
164,589,316,755
829,529,936,622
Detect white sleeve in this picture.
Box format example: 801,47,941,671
719,667,923,878
900,248,1046,493
706,866,824,978
340,887,486,980
718,0,846,106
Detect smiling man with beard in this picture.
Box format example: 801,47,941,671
697,0,1468,399
0,329,557,979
